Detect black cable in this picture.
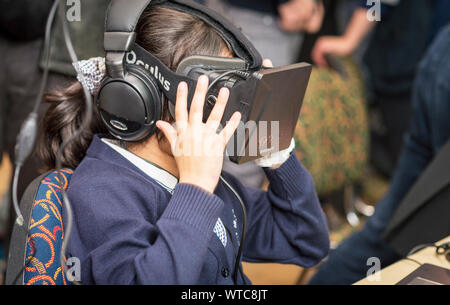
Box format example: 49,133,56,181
11,0,59,227
403,241,450,266
404,244,432,267
32,0,56,115
406,243,436,257
8,0,59,285
56,0,93,285
406,241,449,257
207,70,248,93
219,176,247,284
402,257,423,266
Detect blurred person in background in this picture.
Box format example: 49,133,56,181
206,0,324,67
309,24,450,285
311,0,450,178
293,0,374,230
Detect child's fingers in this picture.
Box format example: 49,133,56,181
206,87,230,132
175,82,188,127
220,111,242,145
156,120,177,146
189,75,209,124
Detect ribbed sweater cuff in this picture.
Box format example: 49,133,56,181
263,153,311,199
161,183,224,237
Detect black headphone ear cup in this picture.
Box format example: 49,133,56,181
96,65,162,142
127,65,163,137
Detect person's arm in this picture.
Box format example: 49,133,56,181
312,8,375,67
378,29,449,210
157,75,329,267
228,153,330,267
278,0,325,33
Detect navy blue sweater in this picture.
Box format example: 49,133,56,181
65,135,329,284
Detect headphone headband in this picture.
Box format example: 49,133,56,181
104,0,262,71
161,0,262,69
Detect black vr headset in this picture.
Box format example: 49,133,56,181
97,0,312,163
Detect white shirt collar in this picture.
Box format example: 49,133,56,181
101,138,178,194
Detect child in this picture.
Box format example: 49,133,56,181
37,3,329,284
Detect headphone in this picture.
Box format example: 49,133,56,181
96,0,262,142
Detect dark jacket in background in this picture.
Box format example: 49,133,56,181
0,0,53,41
0,0,110,76
363,0,433,98
361,0,440,177
382,27,450,255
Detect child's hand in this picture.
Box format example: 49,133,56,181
312,36,354,68
156,75,241,194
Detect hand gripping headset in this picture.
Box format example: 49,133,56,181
97,0,312,163
97,0,262,139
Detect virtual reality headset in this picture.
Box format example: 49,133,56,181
97,0,312,163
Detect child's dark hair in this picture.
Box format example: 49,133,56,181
37,5,229,171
